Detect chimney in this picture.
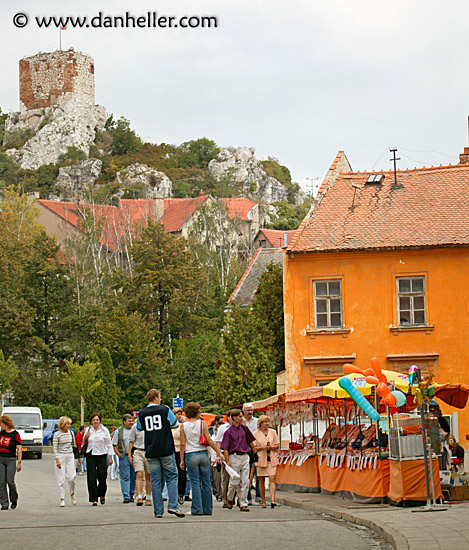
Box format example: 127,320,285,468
284,231,288,248
153,197,164,221
459,147,469,164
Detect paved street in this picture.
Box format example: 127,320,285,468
0,454,379,550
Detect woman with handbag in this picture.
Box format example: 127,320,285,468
83,413,113,506
0,415,22,510
53,416,78,507
179,402,222,516
253,415,279,509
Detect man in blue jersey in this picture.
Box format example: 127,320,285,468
137,389,185,518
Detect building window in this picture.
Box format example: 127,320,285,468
313,280,342,328
397,277,426,326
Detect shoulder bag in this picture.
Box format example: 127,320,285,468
71,431,80,459
199,420,209,446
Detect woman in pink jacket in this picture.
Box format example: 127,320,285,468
253,415,279,508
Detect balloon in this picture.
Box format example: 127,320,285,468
408,364,418,386
339,377,380,421
363,368,376,377
343,364,365,375
391,390,407,407
384,392,397,407
366,376,380,385
371,357,387,383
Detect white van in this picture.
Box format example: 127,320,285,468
2,406,43,459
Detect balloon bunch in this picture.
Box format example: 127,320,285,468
342,357,407,411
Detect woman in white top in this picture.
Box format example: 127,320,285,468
53,416,78,507
83,413,113,506
180,402,222,516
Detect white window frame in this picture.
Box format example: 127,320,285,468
396,276,426,326
313,279,343,329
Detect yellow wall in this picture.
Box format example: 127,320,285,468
284,247,469,443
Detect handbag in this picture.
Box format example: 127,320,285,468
198,420,209,446
79,428,90,458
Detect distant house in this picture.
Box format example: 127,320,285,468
36,194,263,255
284,148,469,444
253,228,296,249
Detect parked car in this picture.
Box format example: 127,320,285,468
2,406,43,459
43,419,59,446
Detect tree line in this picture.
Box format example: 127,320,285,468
0,188,284,421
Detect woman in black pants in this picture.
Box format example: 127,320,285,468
83,414,113,506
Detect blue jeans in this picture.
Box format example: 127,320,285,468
77,456,87,473
185,451,212,515
119,455,136,500
148,454,178,515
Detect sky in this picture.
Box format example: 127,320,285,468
1,0,469,194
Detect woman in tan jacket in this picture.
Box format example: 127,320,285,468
253,415,279,508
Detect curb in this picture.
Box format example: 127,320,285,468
276,495,409,550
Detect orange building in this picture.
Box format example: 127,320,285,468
284,149,469,444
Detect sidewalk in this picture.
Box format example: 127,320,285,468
276,491,469,550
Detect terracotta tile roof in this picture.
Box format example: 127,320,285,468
218,198,258,220
160,194,212,232
289,161,469,253
39,200,127,251
256,229,297,248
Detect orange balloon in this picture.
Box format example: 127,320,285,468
343,364,365,375
384,392,397,407
376,382,388,396
371,357,387,383
363,368,376,377
366,376,379,385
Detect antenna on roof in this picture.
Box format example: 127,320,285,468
389,148,401,187
306,177,319,206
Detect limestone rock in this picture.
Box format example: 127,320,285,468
116,163,173,198
208,147,306,206
4,100,108,170
51,159,102,200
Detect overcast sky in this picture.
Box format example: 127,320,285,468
1,0,469,193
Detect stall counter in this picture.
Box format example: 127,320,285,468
276,455,320,493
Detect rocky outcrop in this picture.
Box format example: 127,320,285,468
208,147,306,206
51,159,102,200
116,163,173,198
4,100,107,170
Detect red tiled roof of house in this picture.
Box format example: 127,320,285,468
257,229,297,248
289,161,469,253
218,198,258,220
159,194,212,232
39,200,126,251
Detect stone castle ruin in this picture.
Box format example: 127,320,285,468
5,48,107,171
19,49,95,111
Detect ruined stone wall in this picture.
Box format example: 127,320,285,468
19,49,95,111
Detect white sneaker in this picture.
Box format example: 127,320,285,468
60,499,65,507
71,494,76,505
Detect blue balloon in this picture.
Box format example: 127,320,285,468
391,390,407,407
339,377,380,421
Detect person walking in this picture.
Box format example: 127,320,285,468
83,413,113,506
128,422,152,507
243,403,260,504
221,409,256,512
0,415,22,510
112,414,136,503
53,416,78,507
253,415,279,508
172,408,187,506
214,411,233,508
137,389,184,518
179,402,223,516
75,425,87,475
211,415,225,501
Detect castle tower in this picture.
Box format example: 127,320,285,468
19,48,95,112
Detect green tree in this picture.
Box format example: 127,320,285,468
267,200,309,230
214,304,275,408
176,138,220,168
110,117,142,156
92,347,118,418
171,333,220,405
253,263,285,374
60,357,102,420
57,146,87,164
0,350,18,398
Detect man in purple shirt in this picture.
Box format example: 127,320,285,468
221,409,256,511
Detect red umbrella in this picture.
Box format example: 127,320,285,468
434,384,469,409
